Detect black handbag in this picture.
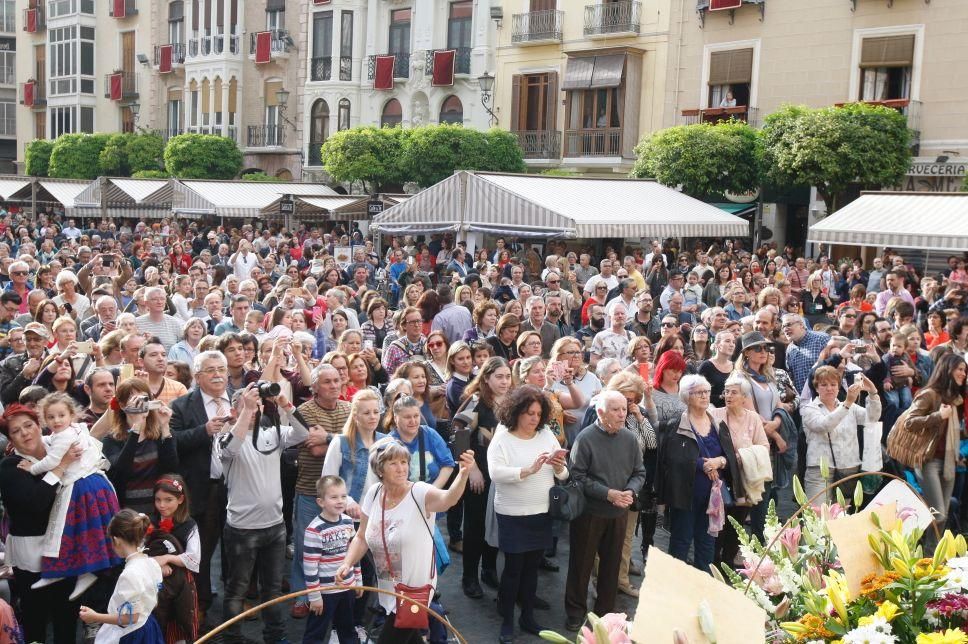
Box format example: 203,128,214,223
549,479,586,521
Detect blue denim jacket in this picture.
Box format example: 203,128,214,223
339,431,387,502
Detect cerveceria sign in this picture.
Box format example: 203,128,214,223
897,161,967,192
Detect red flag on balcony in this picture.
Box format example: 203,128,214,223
374,55,395,90
25,8,36,32
709,0,742,9
159,45,173,73
432,50,456,87
109,73,123,100
112,0,125,17
23,82,33,107
255,31,271,64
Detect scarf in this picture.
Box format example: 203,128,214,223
744,364,769,384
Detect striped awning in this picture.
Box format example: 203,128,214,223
36,180,89,213
372,171,749,239
262,195,367,220
808,191,968,251
174,180,339,219
72,178,175,220
0,177,30,201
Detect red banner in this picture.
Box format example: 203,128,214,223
374,55,395,90
159,45,173,73
432,50,456,87
109,73,123,100
23,82,33,107
709,0,743,9
112,0,125,17
25,8,36,32
255,31,271,64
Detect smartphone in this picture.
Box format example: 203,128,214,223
854,372,864,386
120,364,134,381
363,339,374,351
552,361,569,380
147,400,163,411
74,341,94,354
450,427,471,459
552,449,568,460
638,362,651,382
312,305,323,319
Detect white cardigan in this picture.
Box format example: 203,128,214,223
487,426,568,516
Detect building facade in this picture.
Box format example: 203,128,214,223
491,0,673,174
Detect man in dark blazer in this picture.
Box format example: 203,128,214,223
170,349,234,621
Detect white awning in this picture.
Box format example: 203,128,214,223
72,178,175,219
0,177,30,201
261,195,367,220
107,178,173,204
372,171,749,239
808,192,968,251
37,180,89,212
174,180,339,219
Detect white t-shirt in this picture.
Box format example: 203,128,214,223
362,481,437,614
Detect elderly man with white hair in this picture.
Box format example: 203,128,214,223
563,389,646,632
134,286,183,351
80,295,119,342
520,295,560,358
4,260,33,315
52,269,91,320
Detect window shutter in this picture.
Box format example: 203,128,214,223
228,79,238,112
266,0,285,11
265,80,282,106
510,74,523,130
860,35,915,67
708,48,753,85
545,71,558,129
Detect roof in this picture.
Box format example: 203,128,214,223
73,178,175,219
0,177,30,201
261,195,368,220
372,171,749,239
807,192,968,251
174,180,338,219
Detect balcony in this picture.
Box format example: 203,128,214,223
308,141,324,166
834,98,922,149
247,125,284,148
153,43,187,67
213,34,239,54
0,67,14,86
0,118,14,137
679,105,759,127
584,1,641,36
249,29,292,59
103,71,138,100
20,81,46,107
310,56,352,81
108,0,136,17
22,7,44,33
563,128,622,157
696,0,765,27
515,130,561,160
367,53,410,80
424,47,471,75
512,9,563,44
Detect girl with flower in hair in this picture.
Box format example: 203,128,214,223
147,474,200,643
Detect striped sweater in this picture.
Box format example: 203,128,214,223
302,513,360,603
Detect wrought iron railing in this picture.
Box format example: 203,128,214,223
249,29,291,56
584,1,641,35
22,6,44,32
103,71,138,99
514,130,561,160
153,43,186,66
311,56,331,81
679,105,759,127
563,128,622,157
366,52,410,79
108,0,136,16
424,47,472,75
247,124,284,147
511,9,563,43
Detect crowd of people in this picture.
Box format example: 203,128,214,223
0,212,964,644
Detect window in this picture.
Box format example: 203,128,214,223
167,98,182,134
308,99,329,165
267,8,284,31
169,1,184,44
512,73,557,131
0,102,15,136
0,0,14,32
339,11,353,81
338,98,350,130
530,0,555,10
567,88,620,130
264,79,282,145
388,8,410,55
80,26,95,94
859,35,914,101
707,48,752,108
34,111,45,139
189,87,198,126
121,105,135,133
51,105,76,137
49,26,78,96
81,106,93,133
312,11,332,80
381,98,402,128
439,95,462,124
0,52,14,85
448,1,472,50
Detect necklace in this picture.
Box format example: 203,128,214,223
383,485,409,509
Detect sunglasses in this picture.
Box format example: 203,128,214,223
661,322,677,328
10,271,27,276
427,341,445,348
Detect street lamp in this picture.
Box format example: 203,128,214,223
477,71,498,126
274,88,297,130
128,101,140,129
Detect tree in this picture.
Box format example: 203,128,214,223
762,103,912,214
48,133,111,179
479,129,527,174
630,120,763,198
24,140,54,177
320,126,407,192
241,172,283,182
131,169,170,179
163,133,242,179
125,132,165,174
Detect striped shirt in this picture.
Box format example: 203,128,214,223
303,513,360,602
135,313,185,351
294,399,351,496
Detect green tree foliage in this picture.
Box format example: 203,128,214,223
762,103,912,213
630,120,763,198
48,133,111,179
125,132,165,174
131,169,170,179
163,134,242,179
322,125,526,190
24,139,54,177
241,172,283,182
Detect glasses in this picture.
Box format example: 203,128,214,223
843,314,857,319
547,280,560,284
427,341,445,348
662,322,677,328
694,327,708,334
689,390,711,397
560,350,580,356
10,271,27,276
200,366,228,375
404,319,422,325
747,345,768,353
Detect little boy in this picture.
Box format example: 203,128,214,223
882,331,914,412
302,475,361,644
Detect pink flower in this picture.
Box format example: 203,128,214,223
779,526,801,559
580,613,631,644
762,574,784,596
741,557,777,585
826,503,846,520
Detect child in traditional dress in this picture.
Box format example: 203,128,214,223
79,509,165,644
21,392,119,600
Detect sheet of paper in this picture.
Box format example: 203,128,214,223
632,549,767,643
827,502,896,600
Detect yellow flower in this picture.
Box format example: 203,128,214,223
876,600,901,623
916,629,968,644
859,572,901,597
825,570,850,624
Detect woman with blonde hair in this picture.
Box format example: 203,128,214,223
550,336,602,445
98,329,127,366
516,330,543,362
513,355,584,447
322,388,387,513
756,287,783,311
101,378,177,515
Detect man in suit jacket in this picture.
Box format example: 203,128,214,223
170,350,234,620
521,295,561,358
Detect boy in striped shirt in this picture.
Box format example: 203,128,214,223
303,475,362,643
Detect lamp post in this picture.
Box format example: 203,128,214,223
128,101,140,132
478,71,498,126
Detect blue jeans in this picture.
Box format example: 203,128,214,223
222,522,287,642
291,493,321,598
303,589,358,644
884,386,913,414
668,502,715,573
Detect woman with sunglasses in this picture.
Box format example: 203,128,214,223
424,330,451,388
698,330,736,408
688,325,712,372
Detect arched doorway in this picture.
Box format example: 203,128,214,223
309,99,330,165
381,98,402,128
439,95,463,124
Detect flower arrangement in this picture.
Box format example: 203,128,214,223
716,475,968,643
540,613,632,644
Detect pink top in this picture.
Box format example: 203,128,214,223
710,406,769,457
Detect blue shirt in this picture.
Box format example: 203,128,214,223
786,329,831,393
390,425,455,484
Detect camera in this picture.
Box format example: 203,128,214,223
257,381,281,399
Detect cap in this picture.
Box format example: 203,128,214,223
740,331,772,351
23,322,51,340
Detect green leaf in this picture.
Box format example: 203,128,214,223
538,630,573,644
163,133,242,179
24,139,54,177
